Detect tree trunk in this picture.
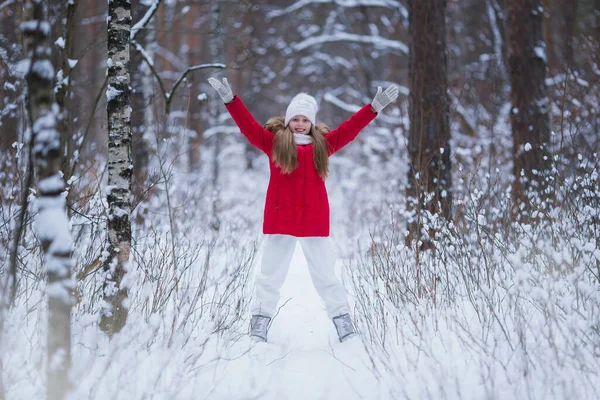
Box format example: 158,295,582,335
101,0,132,335
406,0,452,248
22,1,74,399
0,3,20,151
561,0,578,69
130,3,152,207
507,0,551,212
187,4,204,171
54,0,79,222
542,0,558,72
209,0,224,231
55,0,79,184
597,0,600,66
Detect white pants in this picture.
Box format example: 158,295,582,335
252,234,350,319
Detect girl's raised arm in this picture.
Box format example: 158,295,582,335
326,85,399,155
208,77,274,154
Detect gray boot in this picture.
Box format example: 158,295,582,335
333,313,356,342
250,314,271,342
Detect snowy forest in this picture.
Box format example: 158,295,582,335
1,0,599,399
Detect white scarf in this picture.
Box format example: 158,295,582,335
294,133,312,145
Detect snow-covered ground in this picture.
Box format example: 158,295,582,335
2,111,599,400
2,239,382,400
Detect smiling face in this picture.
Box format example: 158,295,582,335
288,115,312,134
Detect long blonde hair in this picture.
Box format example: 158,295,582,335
265,116,331,180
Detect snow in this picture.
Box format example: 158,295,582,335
486,3,503,67
111,207,129,218
68,58,78,68
105,185,117,195
32,59,54,80
36,195,74,256
293,32,408,54
534,45,547,62
39,174,64,193
32,109,60,155
267,0,407,19
3,4,600,399
106,85,123,102
19,20,51,35
55,37,66,49
133,42,154,67
186,243,380,399
46,279,74,304
131,0,160,40
3,140,600,400
14,59,31,78
3,81,15,91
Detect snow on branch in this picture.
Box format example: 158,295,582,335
293,32,408,54
324,92,403,125
267,0,407,19
131,0,163,41
203,125,246,138
0,0,16,12
132,39,225,114
449,92,479,137
20,20,51,35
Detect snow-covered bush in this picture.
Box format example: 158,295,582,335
347,152,600,399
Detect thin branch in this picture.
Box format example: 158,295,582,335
266,0,407,19
132,40,168,102
131,0,163,41
0,0,15,12
293,32,408,54
70,75,108,179
132,39,225,114
167,63,226,113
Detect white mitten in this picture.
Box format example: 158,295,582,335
207,77,234,103
371,85,399,113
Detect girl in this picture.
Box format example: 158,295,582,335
208,77,398,342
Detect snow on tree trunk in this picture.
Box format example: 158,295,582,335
22,1,74,399
405,0,452,249
507,0,551,213
101,0,132,335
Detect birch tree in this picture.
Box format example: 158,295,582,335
507,0,551,212
101,0,132,335
22,1,74,398
406,0,452,249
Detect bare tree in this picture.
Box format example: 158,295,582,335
507,0,551,211
406,0,452,249
22,1,74,398
101,0,133,335
54,0,79,184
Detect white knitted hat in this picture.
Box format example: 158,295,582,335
284,93,318,126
